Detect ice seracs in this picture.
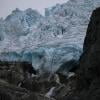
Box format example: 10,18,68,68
0,0,100,73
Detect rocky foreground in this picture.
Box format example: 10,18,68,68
0,7,100,100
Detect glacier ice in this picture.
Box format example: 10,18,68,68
0,0,100,73
0,44,82,73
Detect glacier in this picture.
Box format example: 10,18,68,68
0,0,100,73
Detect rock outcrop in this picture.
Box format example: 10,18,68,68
0,61,36,85
0,61,58,100
58,7,100,100
78,7,100,100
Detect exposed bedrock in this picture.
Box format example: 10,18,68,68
59,7,100,100
0,61,36,85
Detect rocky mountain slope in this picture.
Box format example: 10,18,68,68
0,0,100,73
58,7,100,100
0,61,56,100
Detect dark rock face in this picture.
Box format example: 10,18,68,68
0,61,36,85
58,7,100,100
0,61,57,100
78,7,100,100
80,7,100,80
78,7,100,92
57,59,79,74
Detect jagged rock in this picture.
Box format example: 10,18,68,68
0,61,57,100
58,7,100,100
56,59,79,75
20,73,59,94
0,79,56,100
78,7,100,100
0,61,36,85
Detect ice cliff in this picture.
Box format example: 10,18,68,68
0,0,100,73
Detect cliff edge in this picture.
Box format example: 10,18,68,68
59,7,100,100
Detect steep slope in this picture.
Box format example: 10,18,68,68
59,7,100,100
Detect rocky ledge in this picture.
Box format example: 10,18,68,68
0,60,71,100
59,7,100,100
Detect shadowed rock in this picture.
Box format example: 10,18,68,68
58,7,100,100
